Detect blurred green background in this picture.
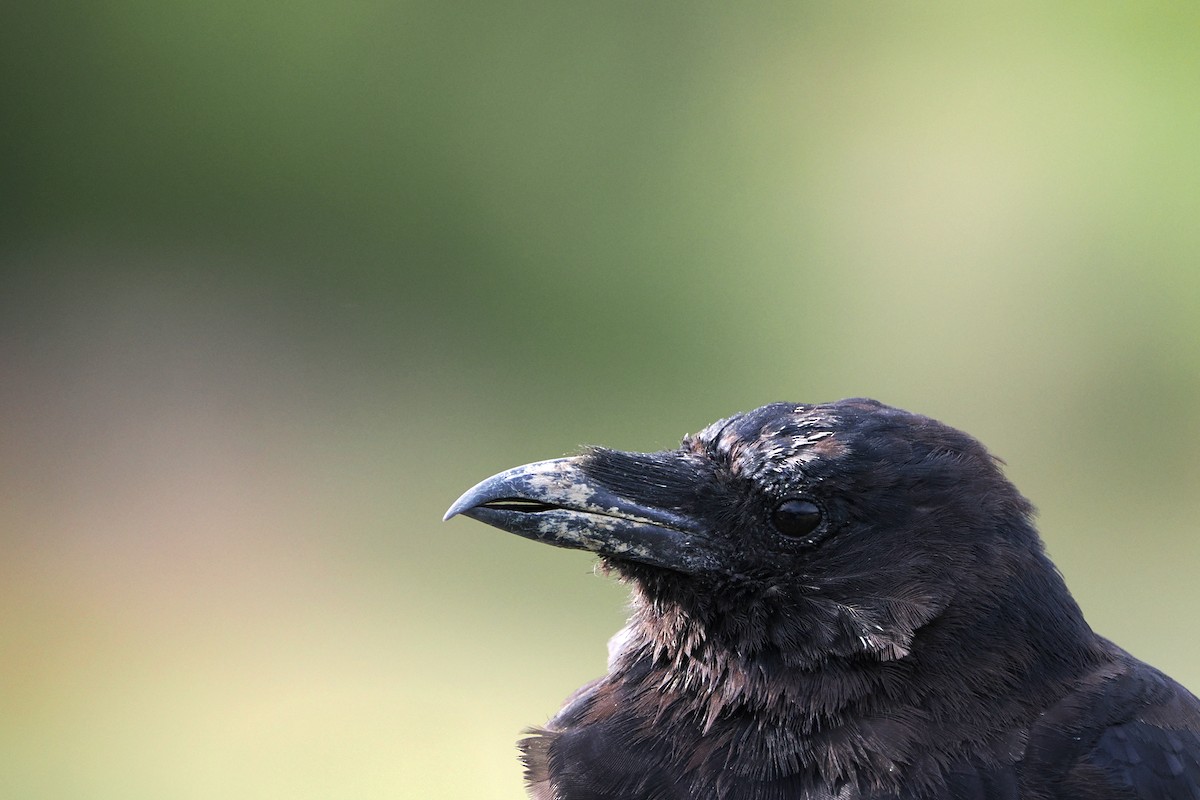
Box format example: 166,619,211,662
2,3,1199,798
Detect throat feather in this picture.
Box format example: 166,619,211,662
609,585,917,735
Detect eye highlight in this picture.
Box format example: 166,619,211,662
771,498,823,539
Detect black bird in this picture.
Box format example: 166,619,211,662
444,399,1200,799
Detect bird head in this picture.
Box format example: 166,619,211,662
446,399,1072,668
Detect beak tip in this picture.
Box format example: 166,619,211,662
444,458,575,526
446,482,492,525
443,494,473,522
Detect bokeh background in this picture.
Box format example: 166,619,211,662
3,3,1200,798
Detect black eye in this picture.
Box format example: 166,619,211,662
771,498,823,539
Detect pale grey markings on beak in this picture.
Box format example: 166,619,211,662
444,457,716,572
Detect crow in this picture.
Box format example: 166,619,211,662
444,399,1200,799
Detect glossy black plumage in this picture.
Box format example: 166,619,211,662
445,399,1200,799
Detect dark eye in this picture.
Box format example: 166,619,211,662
771,498,823,539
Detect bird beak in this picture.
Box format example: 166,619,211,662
444,456,717,572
